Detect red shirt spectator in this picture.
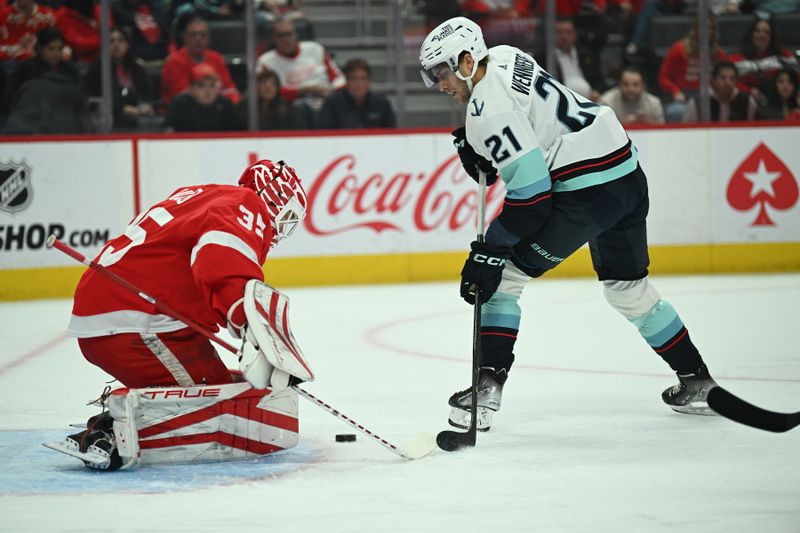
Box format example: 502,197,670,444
55,0,110,63
728,18,798,96
515,0,607,17
0,0,56,62
658,28,727,98
160,16,240,105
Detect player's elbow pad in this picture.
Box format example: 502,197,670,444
496,192,552,239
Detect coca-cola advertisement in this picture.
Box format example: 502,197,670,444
138,134,507,258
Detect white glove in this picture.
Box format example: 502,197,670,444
238,326,292,392
238,326,274,390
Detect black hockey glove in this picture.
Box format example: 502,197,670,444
460,240,511,305
452,127,499,186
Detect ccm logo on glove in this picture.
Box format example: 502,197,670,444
460,241,511,305
472,254,507,267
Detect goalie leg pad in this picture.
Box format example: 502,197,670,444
108,382,299,466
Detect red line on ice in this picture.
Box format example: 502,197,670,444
364,310,800,384
0,334,70,378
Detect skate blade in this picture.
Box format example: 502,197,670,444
448,419,491,432
42,441,110,467
669,402,718,416
448,406,493,431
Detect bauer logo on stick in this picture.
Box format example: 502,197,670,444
0,160,32,214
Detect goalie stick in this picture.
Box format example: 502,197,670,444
707,386,800,433
47,236,436,461
436,170,487,452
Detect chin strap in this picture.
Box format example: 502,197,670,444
456,59,481,94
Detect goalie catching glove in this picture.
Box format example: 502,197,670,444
235,280,315,390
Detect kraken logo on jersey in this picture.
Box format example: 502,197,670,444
470,99,484,116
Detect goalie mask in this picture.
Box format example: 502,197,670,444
239,159,308,246
419,17,488,91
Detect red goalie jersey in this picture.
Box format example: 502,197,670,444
69,184,272,339
67,159,307,388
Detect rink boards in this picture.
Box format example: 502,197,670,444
1,124,798,300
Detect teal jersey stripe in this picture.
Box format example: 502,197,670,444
629,300,685,348
482,312,521,329
501,147,551,199
481,291,521,330
551,146,639,193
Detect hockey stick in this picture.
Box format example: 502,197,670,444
436,169,487,452
707,386,800,433
47,236,436,460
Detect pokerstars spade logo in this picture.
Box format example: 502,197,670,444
726,143,798,226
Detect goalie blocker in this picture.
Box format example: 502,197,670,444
45,380,299,470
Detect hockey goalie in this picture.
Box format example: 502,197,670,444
45,159,315,471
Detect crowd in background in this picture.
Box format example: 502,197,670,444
0,0,797,134
436,0,800,124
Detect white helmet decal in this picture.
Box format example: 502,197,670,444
419,17,488,89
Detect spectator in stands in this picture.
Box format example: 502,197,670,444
0,0,56,62
55,0,106,63
658,16,727,122
255,17,344,126
317,58,395,130
547,17,606,101
164,61,240,131
457,1,536,50
171,0,279,50
621,0,679,58
257,0,306,21
110,0,169,61
4,26,89,132
600,65,665,124
684,61,757,122
729,17,797,106
238,67,296,130
757,68,800,120
161,15,240,105
84,26,153,130
518,0,611,50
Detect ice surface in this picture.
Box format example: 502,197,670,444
1,275,798,532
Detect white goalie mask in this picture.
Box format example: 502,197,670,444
419,17,488,90
239,159,308,247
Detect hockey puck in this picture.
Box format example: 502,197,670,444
335,434,356,443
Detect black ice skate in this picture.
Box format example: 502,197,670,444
448,367,508,431
44,412,123,471
662,364,718,416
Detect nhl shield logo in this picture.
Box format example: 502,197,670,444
0,160,32,214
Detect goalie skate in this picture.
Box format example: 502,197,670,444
447,367,508,432
43,437,120,471
662,364,718,416
43,413,125,470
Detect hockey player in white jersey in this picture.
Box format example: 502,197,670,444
420,17,718,431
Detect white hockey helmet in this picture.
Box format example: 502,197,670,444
238,159,308,247
419,17,488,89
